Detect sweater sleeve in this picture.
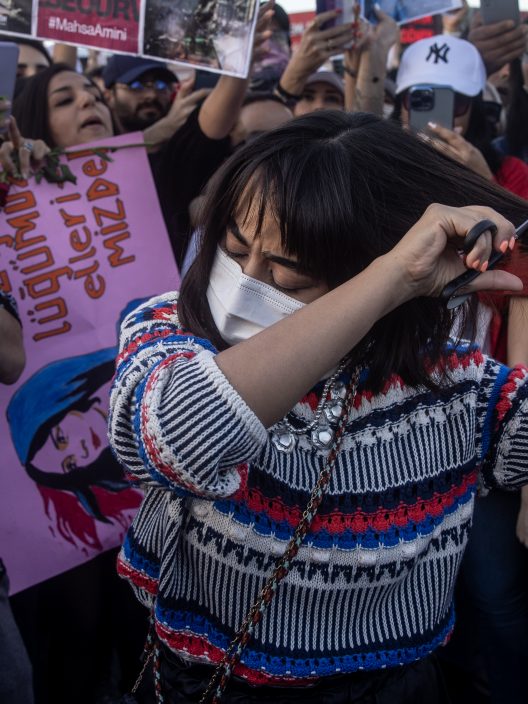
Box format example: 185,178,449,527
480,362,528,490
108,293,268,499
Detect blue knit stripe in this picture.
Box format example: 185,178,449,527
155,603,455,676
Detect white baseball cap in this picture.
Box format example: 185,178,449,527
396,35,487,97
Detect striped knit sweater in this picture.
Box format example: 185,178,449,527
109,293,528,685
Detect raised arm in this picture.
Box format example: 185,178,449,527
198,2,275,139
278,10,358,100
215,205,519,426
345,8,399,116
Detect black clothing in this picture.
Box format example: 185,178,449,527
149,108,231,269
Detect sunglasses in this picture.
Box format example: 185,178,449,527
125,79,172,93
402,90,472,118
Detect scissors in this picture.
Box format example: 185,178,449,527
440,217,528,309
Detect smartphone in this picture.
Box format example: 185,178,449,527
480,0,520,26
408,85,455,133
0,42,19,135
316,0,357,29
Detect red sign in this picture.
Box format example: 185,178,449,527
36,0,140,54
289,11,315,49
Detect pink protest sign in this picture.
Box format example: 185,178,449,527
36,0,140,53
0,133,179,594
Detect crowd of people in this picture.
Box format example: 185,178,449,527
1,1,528,702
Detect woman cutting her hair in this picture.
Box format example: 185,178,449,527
109,110,528,704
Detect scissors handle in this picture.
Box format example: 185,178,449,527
441,248,505,309
440,217,528,310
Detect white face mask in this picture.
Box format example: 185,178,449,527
206,247,305,346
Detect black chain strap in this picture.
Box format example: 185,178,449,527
199,366,360,704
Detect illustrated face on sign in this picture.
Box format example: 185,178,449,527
32,396,109,476
47,70,113,148
6,343,142,551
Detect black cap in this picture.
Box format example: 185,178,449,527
102,55,177,88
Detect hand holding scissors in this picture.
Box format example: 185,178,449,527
441,217,528,308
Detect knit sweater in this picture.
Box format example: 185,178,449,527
109,293,528,686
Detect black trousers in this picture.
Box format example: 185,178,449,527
137,645,452,704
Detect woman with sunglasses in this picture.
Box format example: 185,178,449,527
394,34,528,199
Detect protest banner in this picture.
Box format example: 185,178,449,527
36,0,140,54
316,0,462,26
1,0,260,78
141,0,259,78
0,0,33,35
0,133,180,594
362,0,462,24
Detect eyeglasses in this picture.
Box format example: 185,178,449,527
402,90,472,118
124,79,172,93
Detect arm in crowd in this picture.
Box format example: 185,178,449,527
469,12,528,76
0,294,25,385
345,8,398,117
52,44,77,69
278,9,358,100
197,2,275,140
143,79,210,149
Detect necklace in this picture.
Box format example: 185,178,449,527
271,359,356,453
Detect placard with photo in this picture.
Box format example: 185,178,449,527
362,0,463,25
141,0,259,78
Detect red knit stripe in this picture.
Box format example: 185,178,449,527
156,623,319,687
117,555,158,595
243,469,478,534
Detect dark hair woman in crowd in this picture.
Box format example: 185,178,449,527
109,110,528,704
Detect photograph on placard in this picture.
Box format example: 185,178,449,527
142,0,258,78
362,0,462,24
0,0,32,36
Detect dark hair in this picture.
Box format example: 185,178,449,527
464,94,503,174
506,58,528,157
12,63,113,147
178,110,527,392
0,34,52,65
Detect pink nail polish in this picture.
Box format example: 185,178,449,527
509,236,516,250
500,240,509,253
472,259,480,270
480,261,488,272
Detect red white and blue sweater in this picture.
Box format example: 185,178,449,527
109,293,528,686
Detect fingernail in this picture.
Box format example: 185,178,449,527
428,121,437,129
480,261,489,272
472,259,480,270
509,236,516,250
500,240,509,253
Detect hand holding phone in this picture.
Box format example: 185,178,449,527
480,0,520,26
0,42,19,136
408,85,455,134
